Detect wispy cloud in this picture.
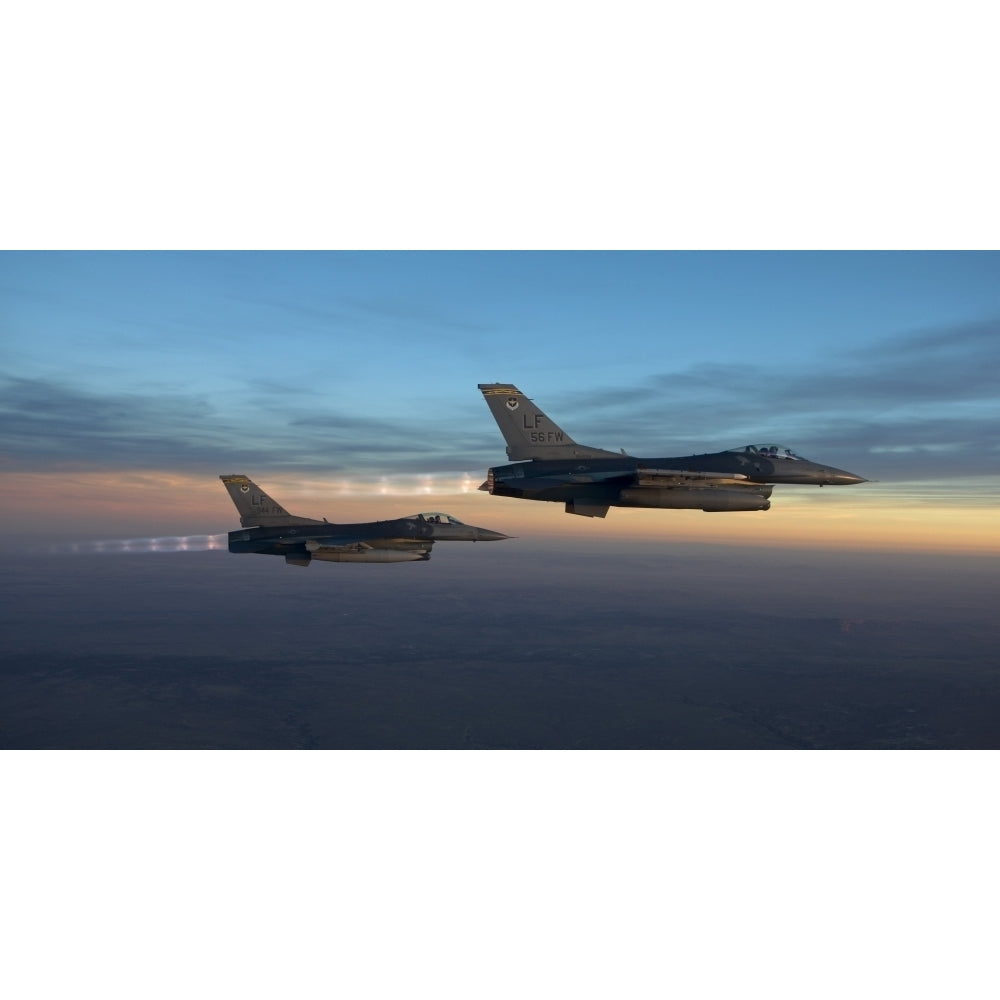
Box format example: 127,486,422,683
0,376,491,476
556,320,1000,478
0,377,226,467
3,319,997,483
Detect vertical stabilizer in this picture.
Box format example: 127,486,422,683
478,383,619,461
219,475,324,527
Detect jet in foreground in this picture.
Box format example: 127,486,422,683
478,384,867,518
220,475,509,566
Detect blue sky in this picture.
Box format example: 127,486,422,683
3,251,998,488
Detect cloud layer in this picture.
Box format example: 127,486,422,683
2,320,997,484
561,319,1000,479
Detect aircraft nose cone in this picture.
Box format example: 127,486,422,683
825,468,868,485
476,527,511,541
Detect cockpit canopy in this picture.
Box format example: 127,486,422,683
412,512,467,525
727,444,806,461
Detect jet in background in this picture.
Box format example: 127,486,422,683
478,384,867,518
220,475,509,566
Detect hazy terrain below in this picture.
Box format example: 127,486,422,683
2,542,997,749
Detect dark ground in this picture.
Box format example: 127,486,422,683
2,543,997,748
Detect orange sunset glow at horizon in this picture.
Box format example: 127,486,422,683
7,469,998,556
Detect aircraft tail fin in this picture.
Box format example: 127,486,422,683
219,475,325,528
478,383,619,461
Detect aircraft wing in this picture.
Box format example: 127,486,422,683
301,535,432,564
563,467,752,488
234,530,432,555
305,538,378,554
303,537,432,554
634,468,751,487
560,468,638,484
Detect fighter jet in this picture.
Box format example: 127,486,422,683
220,474,509,566
478,383,867,518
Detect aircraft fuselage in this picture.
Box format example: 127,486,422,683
228,514,508,557
476,383,868,517
484,450,866,513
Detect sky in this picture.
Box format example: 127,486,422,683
2,250,998,553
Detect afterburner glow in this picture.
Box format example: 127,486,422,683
58,534,228,554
